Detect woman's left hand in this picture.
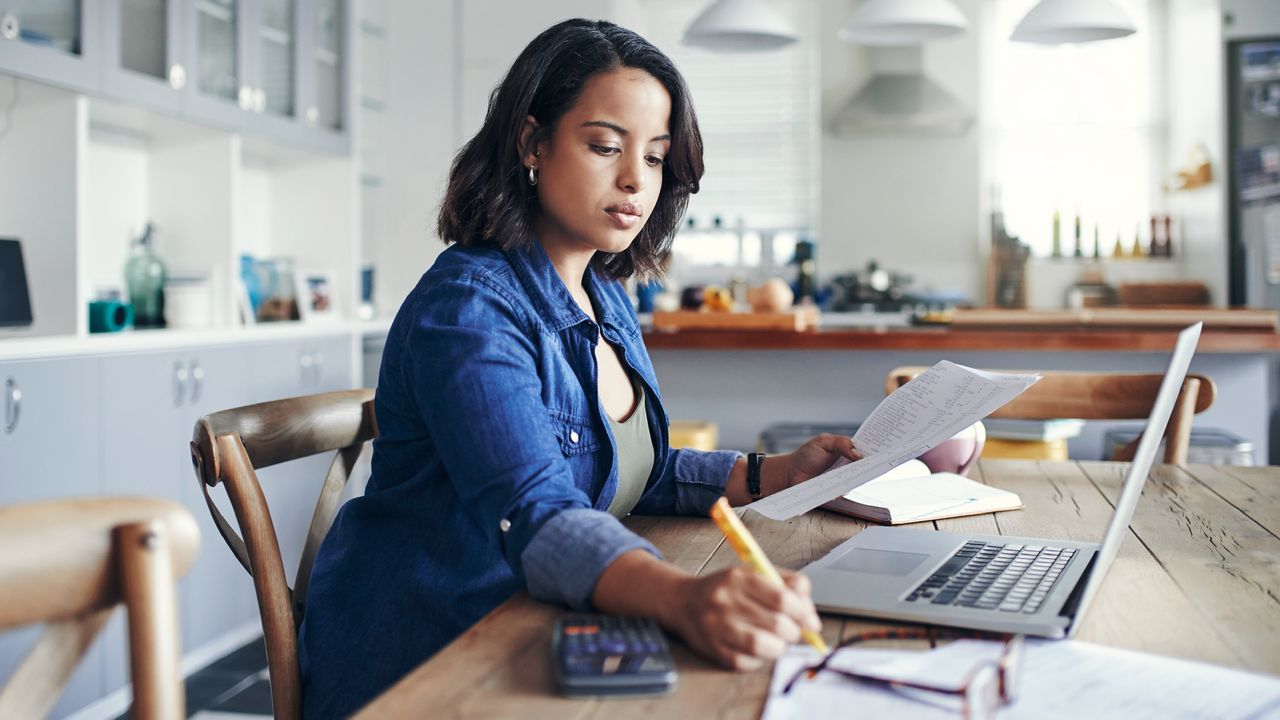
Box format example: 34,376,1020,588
783,434,861,489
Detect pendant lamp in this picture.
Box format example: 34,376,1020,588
838,0,968,46
683,0,798,52
1011,0,1136,44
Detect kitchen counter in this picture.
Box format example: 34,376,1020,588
642,325,1280,353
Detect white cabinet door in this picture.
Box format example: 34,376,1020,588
99,346,258,694
245,335,355,590
0,356,105,718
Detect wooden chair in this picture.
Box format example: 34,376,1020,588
188,389,377,720
0,497,199,720
885,368,1216,464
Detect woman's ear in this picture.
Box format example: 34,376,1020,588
519,115,541,168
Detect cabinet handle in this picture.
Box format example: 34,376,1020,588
189,361,205,406
4,378,20,434
1,14,18,41
253,88,266,114
238,84,254,110
305,106,319,127
168,63,186,90
173,362,189,408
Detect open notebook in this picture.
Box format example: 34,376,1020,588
821,459,1023,525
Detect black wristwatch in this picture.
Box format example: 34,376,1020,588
747,452,766,499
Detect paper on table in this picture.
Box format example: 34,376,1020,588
747,361,1039,520
767,639,1280,720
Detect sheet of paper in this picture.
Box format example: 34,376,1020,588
767,640,1280,720
747,361,1039,520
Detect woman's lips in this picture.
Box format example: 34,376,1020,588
601,208,637,228
605,208,641,230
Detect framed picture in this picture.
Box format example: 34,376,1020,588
295,269,339,322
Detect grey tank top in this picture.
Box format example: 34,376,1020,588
604,381,655,518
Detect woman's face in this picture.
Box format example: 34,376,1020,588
528,67,672,260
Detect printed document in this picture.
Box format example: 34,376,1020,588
747,361,1039,521
765,639,1280,720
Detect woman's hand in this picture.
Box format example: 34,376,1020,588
724,433,862,505
783,433,861,489
664,567,821,671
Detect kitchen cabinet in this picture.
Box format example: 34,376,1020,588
248,335,353,578
100,0,186,115
0,356,105,718
0,0,101,93
98,345,259,694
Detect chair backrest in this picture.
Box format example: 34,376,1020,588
189,389,377,720
0,497,199,720
885,368,1216,464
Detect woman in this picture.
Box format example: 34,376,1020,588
299,18,858,716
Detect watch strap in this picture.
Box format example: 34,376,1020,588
747,452,765,499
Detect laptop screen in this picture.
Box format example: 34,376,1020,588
0,239,34,328
1069,322,1203,631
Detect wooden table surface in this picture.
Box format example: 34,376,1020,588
355,460,1280,718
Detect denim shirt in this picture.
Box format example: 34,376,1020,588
298,240,741,718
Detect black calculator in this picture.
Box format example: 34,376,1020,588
551,613,678,697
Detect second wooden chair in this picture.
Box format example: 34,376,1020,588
885,368,1216,464
189,389,378,720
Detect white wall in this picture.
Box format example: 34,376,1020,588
818,0,983,301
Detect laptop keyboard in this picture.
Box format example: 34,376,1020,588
905,541,1077,614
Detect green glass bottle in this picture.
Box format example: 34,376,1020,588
125,223,167,328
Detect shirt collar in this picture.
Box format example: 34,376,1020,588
506,240,633,337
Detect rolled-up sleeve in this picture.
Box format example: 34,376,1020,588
633,446,741,517
521,509,660,608
406,273,658,606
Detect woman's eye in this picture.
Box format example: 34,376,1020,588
590,144,620,155
646,155,665,167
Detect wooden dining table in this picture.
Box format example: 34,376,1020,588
354,459,1280,718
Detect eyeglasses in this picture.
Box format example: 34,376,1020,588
782,628,1025,720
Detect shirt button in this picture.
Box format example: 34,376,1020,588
569,430,580,444
499,518,511,532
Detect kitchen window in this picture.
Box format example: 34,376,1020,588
980,0,1163,258
645,0,819,276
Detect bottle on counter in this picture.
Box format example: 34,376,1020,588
125,222,167,328
1073,212,1083,257
1093,224,1102,258
1112,230,1126,259
1051,209,1063,258
1130,223,1145,258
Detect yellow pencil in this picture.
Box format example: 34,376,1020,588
709,497,829,655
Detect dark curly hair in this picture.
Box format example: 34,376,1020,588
436,18,703,280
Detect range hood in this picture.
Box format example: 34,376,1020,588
830,46,973,136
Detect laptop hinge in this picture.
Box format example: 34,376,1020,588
1058,550,1099,622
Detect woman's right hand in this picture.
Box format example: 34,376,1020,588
663,566,822,671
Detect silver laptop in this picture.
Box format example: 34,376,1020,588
802,322,1203,638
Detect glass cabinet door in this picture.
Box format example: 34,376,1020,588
101,0,185,113
118,0,169,83
256,0,296,118
1,0,81,56
194,0,240,103
309,0,344,131
0,0,98,91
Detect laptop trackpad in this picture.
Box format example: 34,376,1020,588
830,548,930,576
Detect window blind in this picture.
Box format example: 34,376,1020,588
645,0,818,232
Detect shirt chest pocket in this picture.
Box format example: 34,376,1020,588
549,412,600,456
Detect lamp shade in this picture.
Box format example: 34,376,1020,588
838,0,968,47
683,0,798,52
1011,0,1136,44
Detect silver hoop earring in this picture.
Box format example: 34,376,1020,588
527,165,538,186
